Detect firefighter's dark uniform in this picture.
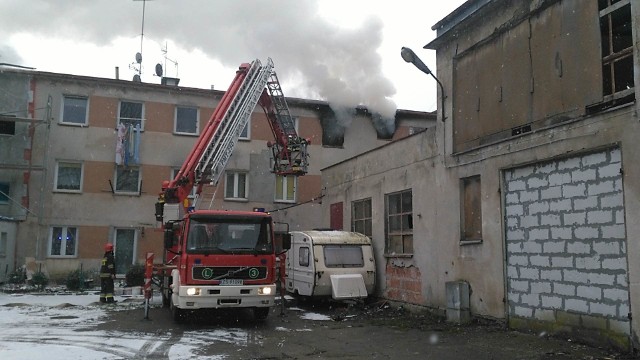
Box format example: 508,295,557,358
100,245,116,303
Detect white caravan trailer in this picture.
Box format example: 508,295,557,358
285,230,376,300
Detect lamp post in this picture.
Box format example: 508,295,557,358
401,47,446,122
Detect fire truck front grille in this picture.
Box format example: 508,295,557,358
192,266,268,281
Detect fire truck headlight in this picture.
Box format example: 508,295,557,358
258,286,272,295
186,287,201,296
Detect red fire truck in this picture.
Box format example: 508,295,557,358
154,58,309,321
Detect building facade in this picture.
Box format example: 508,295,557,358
322,0,640,350
0,66,433,281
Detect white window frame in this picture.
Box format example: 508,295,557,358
60,95,89,126
54,160,83,193
238,119,251,141
224,171,248,201
174,105,199,135
114,166,141,194
118,100,145,130
48,226,78,258
274,175,296,203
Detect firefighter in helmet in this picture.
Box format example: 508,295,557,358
99,243,117,303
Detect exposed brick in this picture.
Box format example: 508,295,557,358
528,228,549,241
550,227,572,240
549,172,572,186
521,215,538,228
602,258,626,271
520,267,540,280
540,214,561,226
574,226,599,239
582,152,607,166
529,255,550,267
521,293,541,307
522,241,542,253
564,269,588,283
615,210,624,224
563,212,586,226
558,157,581,170
610,148,621,162
508,266,519,279
572,168,596,182
507,217,519,228
587,210,613,224
554,283,576,296
509,180,527,191
598,163,621,179
528,177,549,189
513,306,533,317
551,256,573,268
507,242,523,253
507,228,525,241
589,302,616,317
603,288,628,302
510,279,529,292
567,241,591,254
601,225,626,239
506,204,524,216
563,183,586,198
609,319,631,335
540,269,562,281
587,181,614,196
508,255,528,266
593,241,620,255
529,201,550,214
536,163,556,174
506,192,519,204
550,199,572,212
575,256,600,270
534,309,556,321
565,298,588,313
541,295,563,309
541,186,562,200
588,273,615,285
573,196,598,211
531,282,551,294
618,303,630,319
543,241,565,253
576,286,602,300
521,190,539,202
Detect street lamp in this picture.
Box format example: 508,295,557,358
401,47,446,122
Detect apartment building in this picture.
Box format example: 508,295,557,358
322,0,640,350
0,66,433,281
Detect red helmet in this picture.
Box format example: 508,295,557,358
104,243,114,252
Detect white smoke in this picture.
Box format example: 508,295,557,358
0,0,397,123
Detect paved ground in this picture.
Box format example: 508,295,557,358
91,298,634,359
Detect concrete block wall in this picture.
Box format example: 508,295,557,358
504,147,630,335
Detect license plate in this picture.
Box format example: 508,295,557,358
219,279,243,286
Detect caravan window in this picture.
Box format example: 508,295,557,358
299,246,310,266
323,245,364,268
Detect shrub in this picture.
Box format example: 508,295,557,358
29,271,49,291
8,268,26,284
66,269,88,291
125,264,146,287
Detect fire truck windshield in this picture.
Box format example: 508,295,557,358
186,217,273,254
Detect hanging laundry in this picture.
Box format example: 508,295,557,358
134,124,141,164
115,123,126,165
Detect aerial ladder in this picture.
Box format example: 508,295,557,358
156,58,310,219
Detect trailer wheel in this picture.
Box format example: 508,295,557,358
253,307,270,321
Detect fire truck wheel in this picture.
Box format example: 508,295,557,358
171,299,183,323
253,307,270,321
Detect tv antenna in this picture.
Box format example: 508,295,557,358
130,0,153,82
158,42,179,78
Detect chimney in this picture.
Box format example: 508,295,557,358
115,67,120,80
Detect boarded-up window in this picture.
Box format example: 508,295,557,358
461,176,482,242
330,202,343,230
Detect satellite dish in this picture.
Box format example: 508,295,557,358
155,63,163,77
135,52,142,64
133,74,141,82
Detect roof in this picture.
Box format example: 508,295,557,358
291,230,372,245
425,0,491,50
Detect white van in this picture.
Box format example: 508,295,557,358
285,230,376,300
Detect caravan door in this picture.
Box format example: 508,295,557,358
286,235,315,296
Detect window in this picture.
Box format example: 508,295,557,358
115,166,140,193
49,226,77,257
225,171,248,200
239,121,250,140
323,245,364,268
599,0,634,101
172,169,196,198
461,175,483,243
61,96,88,125
275,175,296,203
119,101,144,130
352,198,372,237
0,232,7,257
385,189,413,255
0,182,9,204
175,106,198,134
299,246,310,267
55,161,83,192
0,120,15,135
114,228,136,275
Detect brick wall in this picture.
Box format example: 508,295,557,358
504,147,629,335
385,264,424,304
